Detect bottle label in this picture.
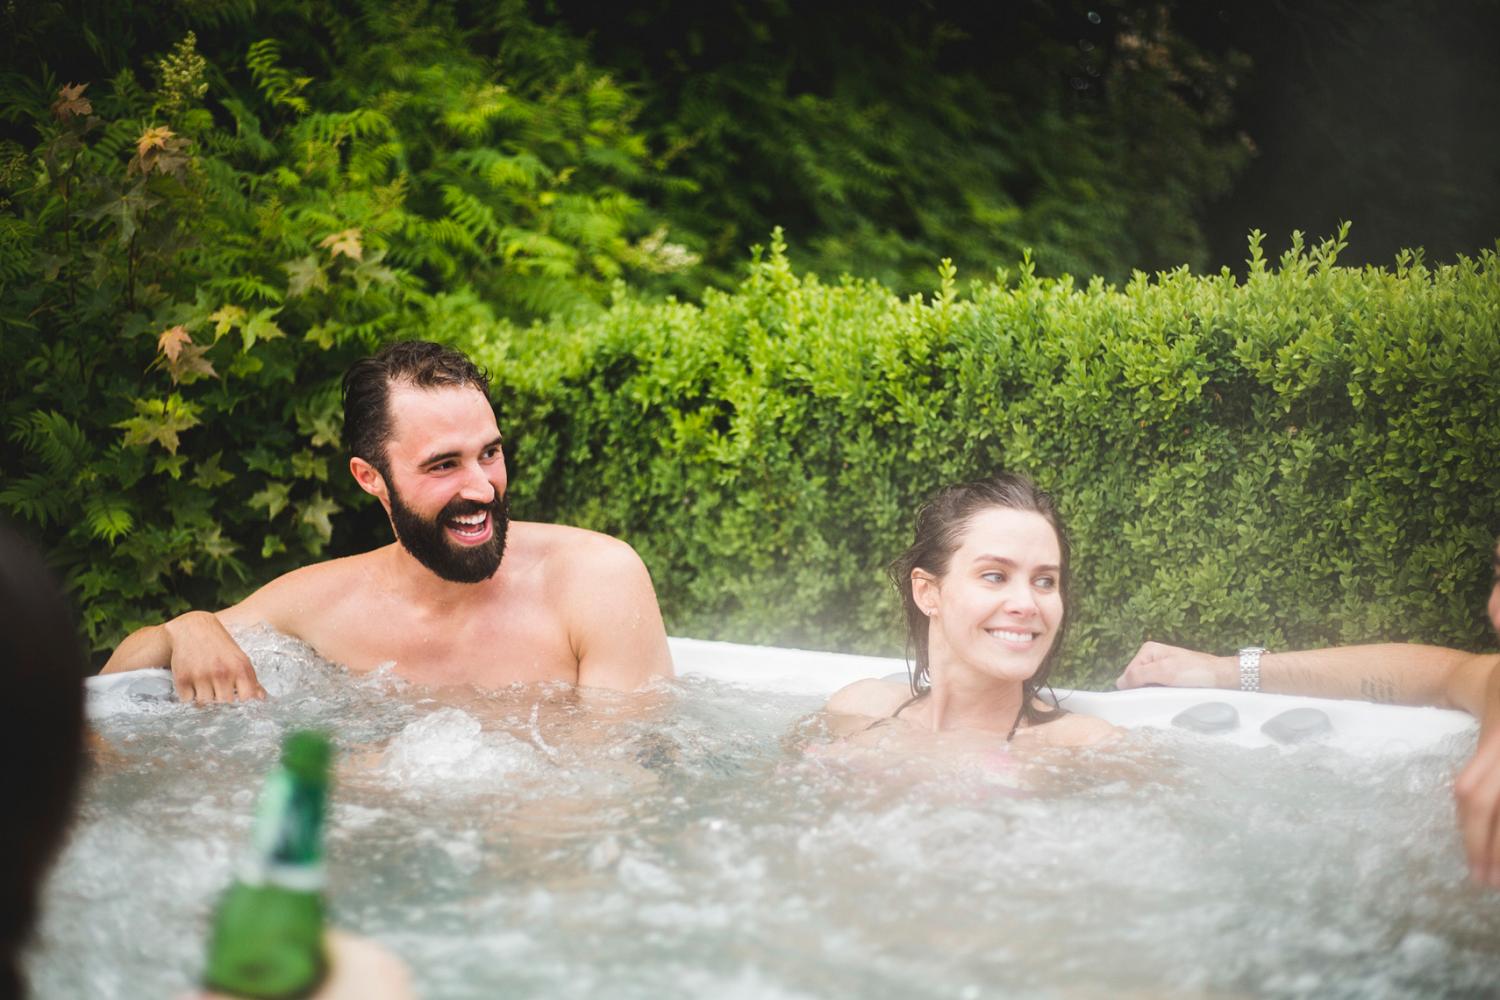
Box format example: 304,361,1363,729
236,858,328,893
250,769,326,867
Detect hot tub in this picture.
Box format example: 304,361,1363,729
34,631,1500,998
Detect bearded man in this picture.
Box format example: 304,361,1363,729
102,341,673,698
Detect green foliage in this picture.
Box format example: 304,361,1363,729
547,1,1249,294
0,3,697,650
2,2,1493,685
488,228,1500,687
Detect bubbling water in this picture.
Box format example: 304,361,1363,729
31,627,1500,998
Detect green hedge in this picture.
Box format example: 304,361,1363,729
481,229,1500,687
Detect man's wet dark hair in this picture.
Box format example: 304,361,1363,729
341,340,492,475
0,522,86,999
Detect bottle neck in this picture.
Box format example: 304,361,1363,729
240,766,327,890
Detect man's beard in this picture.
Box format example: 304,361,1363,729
387,483,509,584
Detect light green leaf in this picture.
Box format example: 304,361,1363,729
115,395,202,454
291,449,329,482
248,480,292,520
300,491,339,542
192,452,235,489
284,255,328,297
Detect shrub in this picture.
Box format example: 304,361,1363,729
485,228,1500,687
0,14,665,647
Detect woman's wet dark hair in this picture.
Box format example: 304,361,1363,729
890,472,1070,729
342,340,492,475
0,522,86,999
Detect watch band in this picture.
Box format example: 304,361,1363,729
1238,646,1267,692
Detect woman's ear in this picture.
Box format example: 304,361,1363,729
911,568,940,618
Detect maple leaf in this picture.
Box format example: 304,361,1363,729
91,184,154,245
242,309,286,351
283,255,328,297
157,324,192,363
166,341,218,384
130,126,191,177
299,491,340,543
51,83,92,120
137,125,175,160
192,452,235,490
207,305,246,340
200,526,239,562
248,481,292,520
114,396,202,454
352,249,397,292
318,228,363,262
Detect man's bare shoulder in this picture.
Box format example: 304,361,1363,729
509,521,651,589
221,550,389,627
826,678,911,719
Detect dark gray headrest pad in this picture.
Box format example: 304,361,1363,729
122,672,177,702
1260,707,1333,744
1171,701,1240,734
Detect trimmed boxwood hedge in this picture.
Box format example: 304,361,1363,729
480,229,1500,687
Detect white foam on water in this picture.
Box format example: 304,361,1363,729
380,707,543,787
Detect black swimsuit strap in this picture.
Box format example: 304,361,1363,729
863,690,1027,741
859,690,926,733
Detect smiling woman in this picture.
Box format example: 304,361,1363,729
825,474,1115,749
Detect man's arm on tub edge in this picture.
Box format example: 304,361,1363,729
98,581,309,707
1115,640,1496,710
1117,641,1500,887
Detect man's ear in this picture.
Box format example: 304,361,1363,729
350,456,389,508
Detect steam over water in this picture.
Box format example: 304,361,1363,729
32,628,1500,998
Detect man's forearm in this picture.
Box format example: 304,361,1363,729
99,623,174,674
1470,659,1500,734
1253,644,1469,706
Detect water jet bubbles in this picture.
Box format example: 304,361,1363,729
380,707,542,787
1087,10,1102,24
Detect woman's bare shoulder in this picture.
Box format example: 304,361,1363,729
825,678,912,719
1018,711,1122,748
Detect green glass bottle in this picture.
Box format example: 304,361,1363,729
202,730,333,999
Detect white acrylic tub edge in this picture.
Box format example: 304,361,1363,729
87,636,1479,754
667,636,1478,753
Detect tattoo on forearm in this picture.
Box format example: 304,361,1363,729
1360,677,1398,704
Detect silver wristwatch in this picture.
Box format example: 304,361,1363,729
1238,646,1267,692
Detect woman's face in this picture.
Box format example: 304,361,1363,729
914,507,1064,685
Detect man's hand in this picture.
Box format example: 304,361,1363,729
1116,641,1233,690
1455,660,1500,889
162,611,266,703
1455,727,1500,888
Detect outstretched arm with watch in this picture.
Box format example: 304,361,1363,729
1116,640,1500,888
1115,640,1491,709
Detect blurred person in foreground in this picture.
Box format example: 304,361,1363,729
1116,538,1500,890
102,340,672,701
0,521,412,999
0,522,86,1000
